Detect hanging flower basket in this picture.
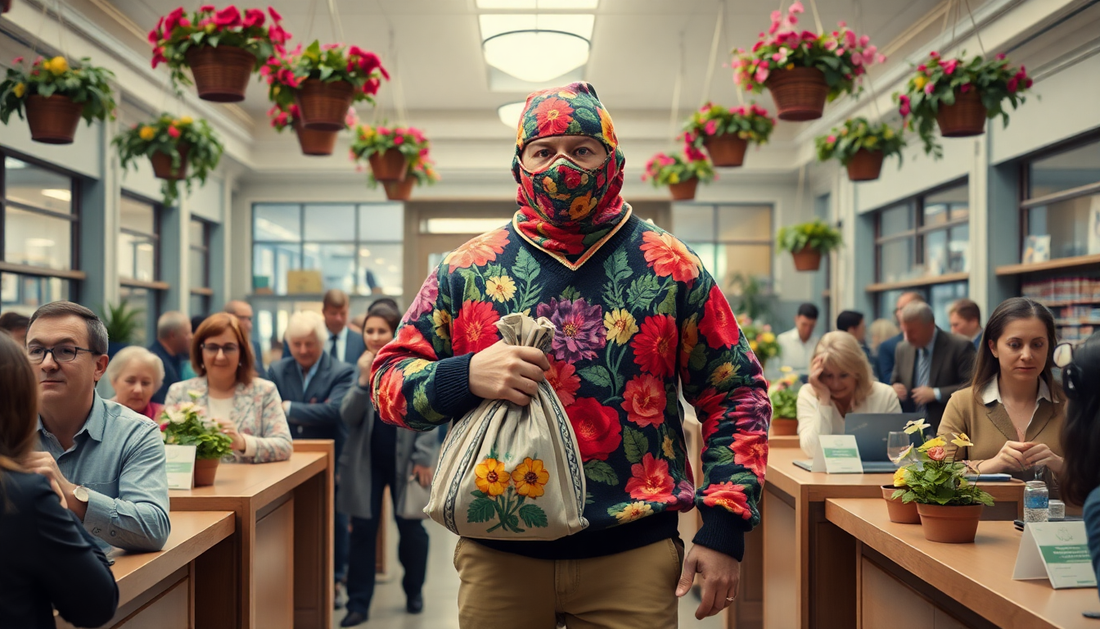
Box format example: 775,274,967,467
790,246,822,271
668,178,698,201
150,144,190,180
778,219,842,272
846,149,885,181
113,114,224,205
25,95,84,144
1,55,116,145
683,103,775,167
368,148,408,182
294,121,338,156
765,67,829,121
194,458,220,487
2,0,12,14
816,118,904,182
352,126,430,182
266,41,388,132
183,45,256,103
643,151,714,201
383,177,416,201
936,88,986,137
295,79,355,131
702,135,748,167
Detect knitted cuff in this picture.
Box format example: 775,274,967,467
429,354,482,419
692,506,749,561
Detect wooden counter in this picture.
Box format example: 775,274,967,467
169,442,335,629
757,447,1025,629
826,498,1099,629
56,511,235,629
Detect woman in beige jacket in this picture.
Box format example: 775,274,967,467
939,298,1065,479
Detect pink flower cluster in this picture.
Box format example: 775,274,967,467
346,45,389,94
897,51,1032,119
641,153,677,181
149,5,289,69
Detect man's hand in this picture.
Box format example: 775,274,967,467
468,341,550,406
357,350,376,387
911,386,936,406
411,464,434,487
676,544,741,620
892,383,909,402
21,452,84,519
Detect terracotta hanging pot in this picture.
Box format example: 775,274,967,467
2,0,13,14
24,94,84,144
936,89,987,138
295,79,355,131
771,417,797,436
882,485,921,524
846,149,885,182
668,178,698,201
368,148,408,182
184,45,256,103
150,144,190,180
790,246,822,271
383,177,416,201
764,67,828,121
916,503,983,543
294,120,338,156
702,134,748,167
193,458,220,487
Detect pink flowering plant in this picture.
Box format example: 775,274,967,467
768,367,801,419
815,117,906,166
895,51,1033,157
159,392,233,460
267,102,358,132
112,114,224,204
891,419,993,507
349,124,430,164
265,41,388,111
641,151,715,187
149,5,291,91
732,1,884,101
683,103,776,147
0,55,116,125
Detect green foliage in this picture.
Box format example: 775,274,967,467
641,152,715,187
683,102,776,146
892,461,994,507
266,40,388,110
727,273,771,322
350,123,430,164
0,55,116,125
769,386,798,420
112,114,224,205
99,301,144,345
776,219,843,254
159,395,233,460
815,117,906,166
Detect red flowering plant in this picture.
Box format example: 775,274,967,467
641,149,715,187
891,419,994,507
683,103,776,147
112,114,224,204
149,5,291,90
815,117,906,166
732,1,885,101
349,124,430,164
266,100,358,132
894,51,1032,157
265,41,388,111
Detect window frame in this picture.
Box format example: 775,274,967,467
1017,130,1100,264
672,202,775,295
189,217,214,314
118,192,166,290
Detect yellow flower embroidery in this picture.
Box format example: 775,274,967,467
604,309,639,345
432,309,452,340
542,176,558,195
613,501,653,524
662,435,676,459
709,362,736,386
139,126,156,141
511,457,550,498
485,275,516,303
403,359,430,376
568,192,597,219
474,458,509,497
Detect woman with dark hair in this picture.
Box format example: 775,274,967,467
939,298,1065,478
1059,332,1100,585
0,332,119,628
338,302,440,627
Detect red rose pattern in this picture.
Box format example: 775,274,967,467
699,285,740,349
620,374,667,428
624,453,676,503
566,397,621,462
452,300,501,355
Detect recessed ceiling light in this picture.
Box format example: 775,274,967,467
41,188,71,201
497,102,526,128
484,30,590,83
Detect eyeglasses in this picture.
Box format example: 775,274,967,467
26,344,98,364
201,343,239,355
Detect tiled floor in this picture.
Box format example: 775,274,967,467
333,519,725,629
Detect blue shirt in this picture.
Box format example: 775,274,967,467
288,359,323,415
36,393,171,552
1085,485,1100,599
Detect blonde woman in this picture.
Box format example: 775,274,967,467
869,318,900,357
797,331,902,455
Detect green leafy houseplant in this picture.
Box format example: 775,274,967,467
895,51,1032,157
777,219,842,254
768,369,800,419
99,301,143,345
685,103,776,145
0,55,116,143
112,114,224,205
816,117,906,165
891,420,993,507
159,393,233,460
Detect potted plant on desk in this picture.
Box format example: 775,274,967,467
891,419,993,542
768,367,799,436
160,392,233,486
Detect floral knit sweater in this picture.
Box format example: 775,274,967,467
371,211,771,561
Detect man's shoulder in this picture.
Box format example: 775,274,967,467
101,398,159,435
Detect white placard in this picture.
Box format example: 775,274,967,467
817,434,864,474
1012,521,1097,589
164,445,197,490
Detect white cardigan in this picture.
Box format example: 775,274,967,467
796,381,902,456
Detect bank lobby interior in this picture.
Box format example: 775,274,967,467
2,0,1100,628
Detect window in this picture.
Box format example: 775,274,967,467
189,218,213,316
1021,136,1100,262
118,194,164,344
872,182,970,320
1,155,82,315
673,204,773,296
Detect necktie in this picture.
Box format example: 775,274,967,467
330,334,339,358
916,347,930,414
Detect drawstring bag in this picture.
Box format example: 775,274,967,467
425,313,589,540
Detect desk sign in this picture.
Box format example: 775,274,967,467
1012,521,1097,589
164,445,197,490
814,435,864,474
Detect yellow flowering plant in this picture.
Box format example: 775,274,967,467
891,420,994,507
112,114,224,204
737,315,780,370
768,367,800,419
468,454,550,534
0,55,116,125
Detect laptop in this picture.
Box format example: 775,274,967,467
793,412,925,473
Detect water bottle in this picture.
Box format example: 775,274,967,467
1024,480,1049,523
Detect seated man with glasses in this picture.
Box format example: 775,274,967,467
21,302,170,552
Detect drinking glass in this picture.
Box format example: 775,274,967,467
887,431,910,466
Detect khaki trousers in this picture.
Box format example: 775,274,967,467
454,537,684,629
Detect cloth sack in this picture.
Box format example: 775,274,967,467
426,313,588,540
398,463,431,520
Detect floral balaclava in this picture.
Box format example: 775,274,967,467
512,81,631,270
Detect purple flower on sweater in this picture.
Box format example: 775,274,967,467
735,391,773,434
405,272,439,323
537,297,606,363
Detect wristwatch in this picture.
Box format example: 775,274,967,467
72,485,90,503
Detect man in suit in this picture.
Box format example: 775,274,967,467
837,309,879,381
891,301,976,431
948,298,984,351
268,310,355,606
322,289,366,365
224,300,265,371
148,311,191,404
876,291,925,385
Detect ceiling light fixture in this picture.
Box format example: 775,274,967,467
477,0,598,9
497,102,527,128
483,30,590,83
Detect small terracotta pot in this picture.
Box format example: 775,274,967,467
184,45,256,103
150,145,190,180
194,458,220,487
669,178,698,201
936,89,987,138
882,485,921,524
846,149,885,182
702,134,748,167
771,417,797,436
295,79,355,131
764,67,828,121
25,94,84,144
790,246,822,271
916,503,983,543
294,121,338,156
368,148,408,182
383,177,416,201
